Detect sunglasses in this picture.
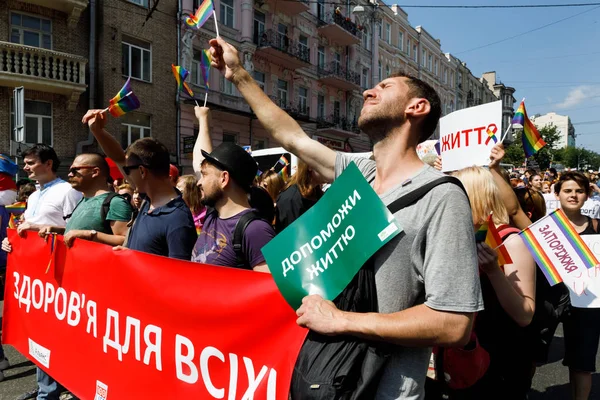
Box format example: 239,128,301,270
69,166,97,175
122,164,147,175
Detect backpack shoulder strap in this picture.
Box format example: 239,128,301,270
497,225,521,240
100,192,120,233
233,211,262,269
63,198,84,221
387,176,467,214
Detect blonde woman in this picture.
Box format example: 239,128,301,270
259,170,285,204
451,166,536,399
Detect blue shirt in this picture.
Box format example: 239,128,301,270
127,194,196,260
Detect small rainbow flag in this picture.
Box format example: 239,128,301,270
484,215,513,266
200,49,211,89
6,202,26,215
108,77,141,118
520,209,599,286
8,213,20,229
475,219,488,243
186,0,214,29
512,100,546,158
172,65,194,98
277,155,289,167
256,169,263,178
278,166,289,181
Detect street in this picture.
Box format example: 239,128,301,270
0,298,599,400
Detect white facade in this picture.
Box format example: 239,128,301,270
530,112,576,149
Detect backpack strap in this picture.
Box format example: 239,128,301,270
593,218,599,234
233,211,263,269
386,176,467,214
497,225,521,241
63,198,84,221
100,192,119,233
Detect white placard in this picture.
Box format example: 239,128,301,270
568,235,600,308
439,100,502,172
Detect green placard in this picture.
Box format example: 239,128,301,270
262,162,402,310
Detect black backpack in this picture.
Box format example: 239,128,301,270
290,176,466,400
64,192,129,233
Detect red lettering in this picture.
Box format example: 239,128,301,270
473,126,486,145
451,131,460,149
461,129,472,146
441,136,450,152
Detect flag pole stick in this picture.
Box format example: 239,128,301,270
203,92,208,107
101,91,133,114
500,123,512,143
213,7,220,37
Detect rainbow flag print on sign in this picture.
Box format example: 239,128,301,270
520,209,599,286
108,77,141,118
512,100,546,158
185,0,214,29
171,65,194,98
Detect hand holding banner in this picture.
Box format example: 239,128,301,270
262,162,402,310
3,230,307,399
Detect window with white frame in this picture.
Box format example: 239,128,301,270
122,36,151,82
398,31,404,51
120,113,151,148
428,54,432,71
223,132,238,144
318,46,325,68
413,44,417,62
378,22,382,39
277,79,288,107
406,39,410,57
421,49,426,66
317,94,325,119
11,100,52,145
253,71,265,91
220,0,234,28
191,49,203,86
444,68,448,84
434,60,438,76
299,35,309,61
334,52,341,73
363,27,371,51
128,0,148,6
333,101,341,119
317,0,325,20
361,68,369,88
298,87,308,114
220,75,238,96
10,12,52,49
253,10,265,45
384,23,391,44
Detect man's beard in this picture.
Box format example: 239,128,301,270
358,105,406,145
200,188,224,208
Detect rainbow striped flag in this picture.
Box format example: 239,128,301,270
512,100,546,158
108,77,141,118
171,65,194,97
8,213,20,229
484,215,512,267
475,219,488,243
200,49,211,89
278,166,289,182
186,0,214,29
520,209,599,286
6,201,26,216
277,156,289,167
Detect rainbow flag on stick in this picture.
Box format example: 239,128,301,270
104,77,141,117
8,213,20,229
6,202,26,216
200,50,212,89
484,215,513,267
475,219,488,243
520,209,599,286
171,65,194,98
512,99,546,158
185,0,215,30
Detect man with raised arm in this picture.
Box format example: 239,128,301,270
208,37,483,399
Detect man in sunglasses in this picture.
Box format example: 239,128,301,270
81,110,196,260
36,154,132,248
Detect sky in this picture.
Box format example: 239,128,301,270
386,0,600,153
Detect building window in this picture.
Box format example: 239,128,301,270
406,39,410,57
434,60,438,76
122,37,151,82
363,28,371,51
333,101,341,120
378,61,381,81
385,65,390,79
317,46,325,68
277,79,288,107
317,0,325,20
10,12,52,49
384,23,391,44
428,54,432,71
398,31,404,51
361,68,369,89
253,71,265,91
317,94,325,119
191,49,205,86
378,22,382,40
421,49,426,66
298,87,308,114
128,0,148,6
334,52,341,73
413,44,417,62
11,100,52,145
253,138,268,150
443,68,448,84
299,35,309,62
220,0,234,28
220,75,237,96
223,132,238,144
121,113,151,148
253,10,265,45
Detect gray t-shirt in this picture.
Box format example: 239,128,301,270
335,153,483,400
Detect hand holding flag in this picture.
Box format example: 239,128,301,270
102,77,141,117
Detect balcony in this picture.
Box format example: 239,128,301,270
18,0,89,27
317,12,361,46
255,30,311,70
0,41,87,110
317,114,360,138
269,96,311,122
209,91,252,114
263,0,310,16
317,62,361,91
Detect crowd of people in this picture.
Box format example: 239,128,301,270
0,35,599,400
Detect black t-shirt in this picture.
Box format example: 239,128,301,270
274,184,321,233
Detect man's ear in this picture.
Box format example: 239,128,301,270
405,98,431,119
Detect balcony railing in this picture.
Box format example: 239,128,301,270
318,12,361,38
317,61,361,87
317,114,360,134
0,41,87,110
258,30,310,64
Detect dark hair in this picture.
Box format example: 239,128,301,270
554,171,590,196
125,138,171,178
283,159,323,200
514,187,546,223
389,71,442,142
526,168,537,176
248,186,275,223
17,182,37,202
22,144,60,172
548,168,557,176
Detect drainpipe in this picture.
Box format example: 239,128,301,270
175,0,182,167
76,0,97,154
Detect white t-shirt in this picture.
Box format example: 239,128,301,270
23,178,82,227
581,196,600,219
543,193,560,215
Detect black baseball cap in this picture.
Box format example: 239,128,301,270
201,143,257,190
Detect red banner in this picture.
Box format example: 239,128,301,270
3,230,307,399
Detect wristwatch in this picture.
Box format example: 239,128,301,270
90,230,98,240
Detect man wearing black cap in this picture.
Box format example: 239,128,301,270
191,106,274,272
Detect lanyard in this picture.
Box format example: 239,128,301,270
31,178,64,217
